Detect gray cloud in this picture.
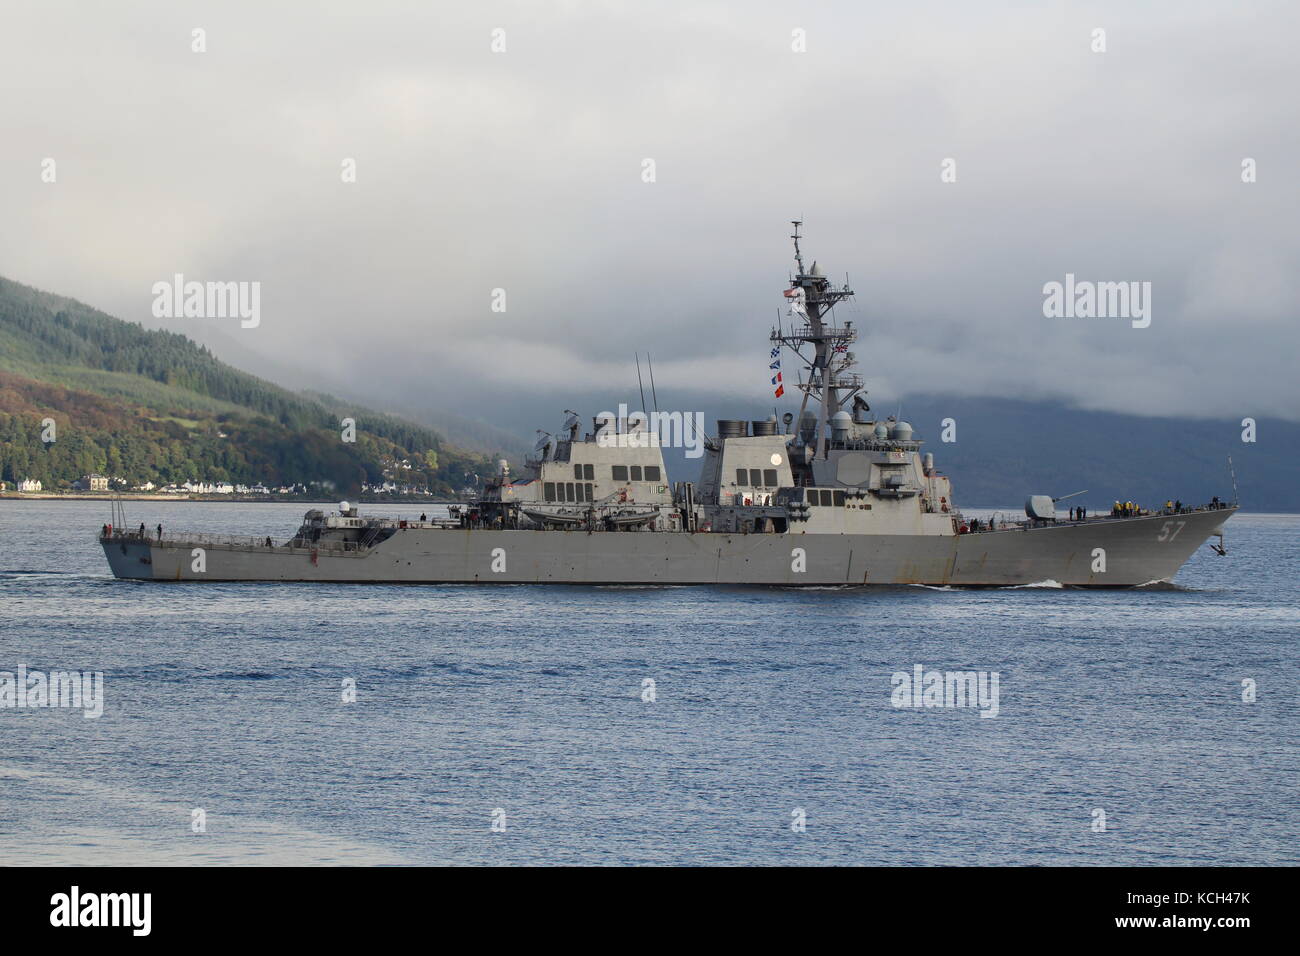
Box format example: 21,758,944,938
1,0,1296,430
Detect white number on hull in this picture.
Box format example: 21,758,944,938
1156,521,1186,542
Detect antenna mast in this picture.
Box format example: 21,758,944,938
646,353,659,413
635,353,647,414
770,223,859,460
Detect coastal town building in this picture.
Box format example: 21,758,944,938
5,474,436,497
361,480,434,495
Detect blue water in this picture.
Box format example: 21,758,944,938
1,500,1297,865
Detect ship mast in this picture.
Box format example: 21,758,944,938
770,222,860,461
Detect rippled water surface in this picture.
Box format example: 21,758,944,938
1,499,1297,865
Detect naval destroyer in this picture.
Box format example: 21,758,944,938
101,225,1235,586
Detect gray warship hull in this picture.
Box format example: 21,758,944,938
97,226,1238,588
101,506,1233,587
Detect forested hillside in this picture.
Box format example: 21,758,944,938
0,276,491,495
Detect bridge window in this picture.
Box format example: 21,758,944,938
833,490,846,507
644,465,661,482
583,464,594,480
612,465,628,481
735,468,747,485
574,464,583,479
819,489,833,507
764,469,778,487
583,483,593,501
565,482,575,502
544,482,556,502
630,465,643,481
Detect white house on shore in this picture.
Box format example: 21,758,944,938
18,478,42,492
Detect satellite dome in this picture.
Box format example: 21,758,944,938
830,410,852,440
891,421,914,441
873,423,889,439
810,261,824,276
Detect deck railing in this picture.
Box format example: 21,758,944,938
99,530,368,553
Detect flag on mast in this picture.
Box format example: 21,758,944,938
773,287,802,398
783,286,807,318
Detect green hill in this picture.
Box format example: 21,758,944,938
0,275,491,496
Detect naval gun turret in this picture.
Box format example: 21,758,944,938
1024,489,1088,522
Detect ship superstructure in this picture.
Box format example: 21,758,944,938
100,226,1235,586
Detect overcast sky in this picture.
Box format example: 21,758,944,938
2,0,1297,433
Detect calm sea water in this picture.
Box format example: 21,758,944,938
1,499,1297,865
